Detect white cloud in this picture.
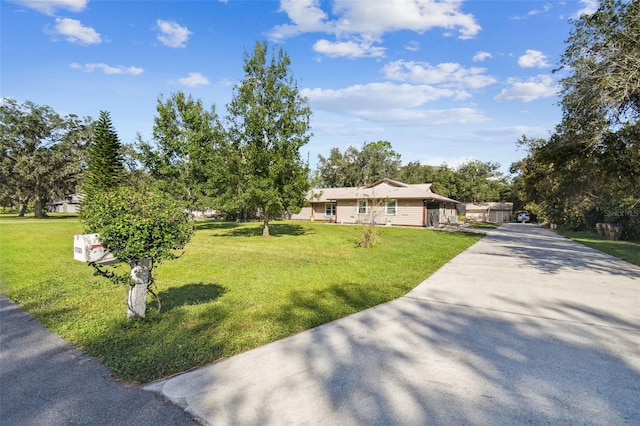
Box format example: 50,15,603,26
70,63,144,75
423,155,477,168
363,107,487,125
313,39,385,58
518,49,550,68
474,125,549,139
52,18,101,45
382,60,496,89
329,0,480,38
303,82,454,110
511,3,553,19
178,72,210,86
573,0,599,18
405,41,420,52
310,120,385,136
271,0,330,39
10,0,87,15
156,19,192,48
528,3,552,16
270,0,481,57
302,82,488,125
473,51,492,62
494,75,557,102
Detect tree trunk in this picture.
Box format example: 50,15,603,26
127,258,150,320
262,219,270,237
34,197,46,218
33,180,46,218
18,201,28,217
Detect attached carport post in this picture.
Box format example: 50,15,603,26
329,199,337,223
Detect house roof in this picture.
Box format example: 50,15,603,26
308,179,460,204
465,202,514,211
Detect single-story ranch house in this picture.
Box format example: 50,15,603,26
290,179,460,227
463,202,513,223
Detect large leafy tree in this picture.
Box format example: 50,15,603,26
83,110,125,198
315,141,401,187
397,162,459,197
454,160,509,204
0,99,90,217
225,40,312,237
515,0,640,238
137,92,224,213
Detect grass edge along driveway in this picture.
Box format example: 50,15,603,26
0,217,482,383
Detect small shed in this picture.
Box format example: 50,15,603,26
463,202,513,223
48,194,83,213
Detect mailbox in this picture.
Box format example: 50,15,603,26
74,234,119,265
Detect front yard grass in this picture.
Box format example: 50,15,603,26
0,216,482,383
556,230,640,266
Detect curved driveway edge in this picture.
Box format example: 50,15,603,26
146,223,640,425
0,295,198,426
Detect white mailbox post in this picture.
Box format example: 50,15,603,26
74,234,149,319
73,234,119,265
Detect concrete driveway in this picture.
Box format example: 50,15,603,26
148,223,640,425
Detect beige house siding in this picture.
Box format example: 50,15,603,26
336,200,357,224
291,204,337,222
387,200,423,226
290,206,313,220
290,180,461,227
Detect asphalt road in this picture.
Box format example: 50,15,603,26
0,294,198,426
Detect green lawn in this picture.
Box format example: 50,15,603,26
557,230,640,266
0,215,482,383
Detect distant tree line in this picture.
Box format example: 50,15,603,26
314,141,511,204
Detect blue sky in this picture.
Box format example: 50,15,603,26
1,0,600,173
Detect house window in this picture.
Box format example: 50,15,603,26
325,203,335,216
357,199,368,214
386,199,397,215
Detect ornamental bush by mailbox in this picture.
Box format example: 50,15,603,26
73,233,119,265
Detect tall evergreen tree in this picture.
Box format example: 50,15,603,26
84,111,124,197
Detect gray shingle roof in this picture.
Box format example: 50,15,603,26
308,179,460,204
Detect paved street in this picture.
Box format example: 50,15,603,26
0,295,198,425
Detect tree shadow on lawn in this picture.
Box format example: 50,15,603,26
157,282,227,312
194,221,240,231
260,281,398,334
80,284,231,383
211,222,310,238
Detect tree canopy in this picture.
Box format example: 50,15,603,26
0,99,91,217
315,141,401,188
224,40,312,236
513,0,640,239
137,92,224,212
